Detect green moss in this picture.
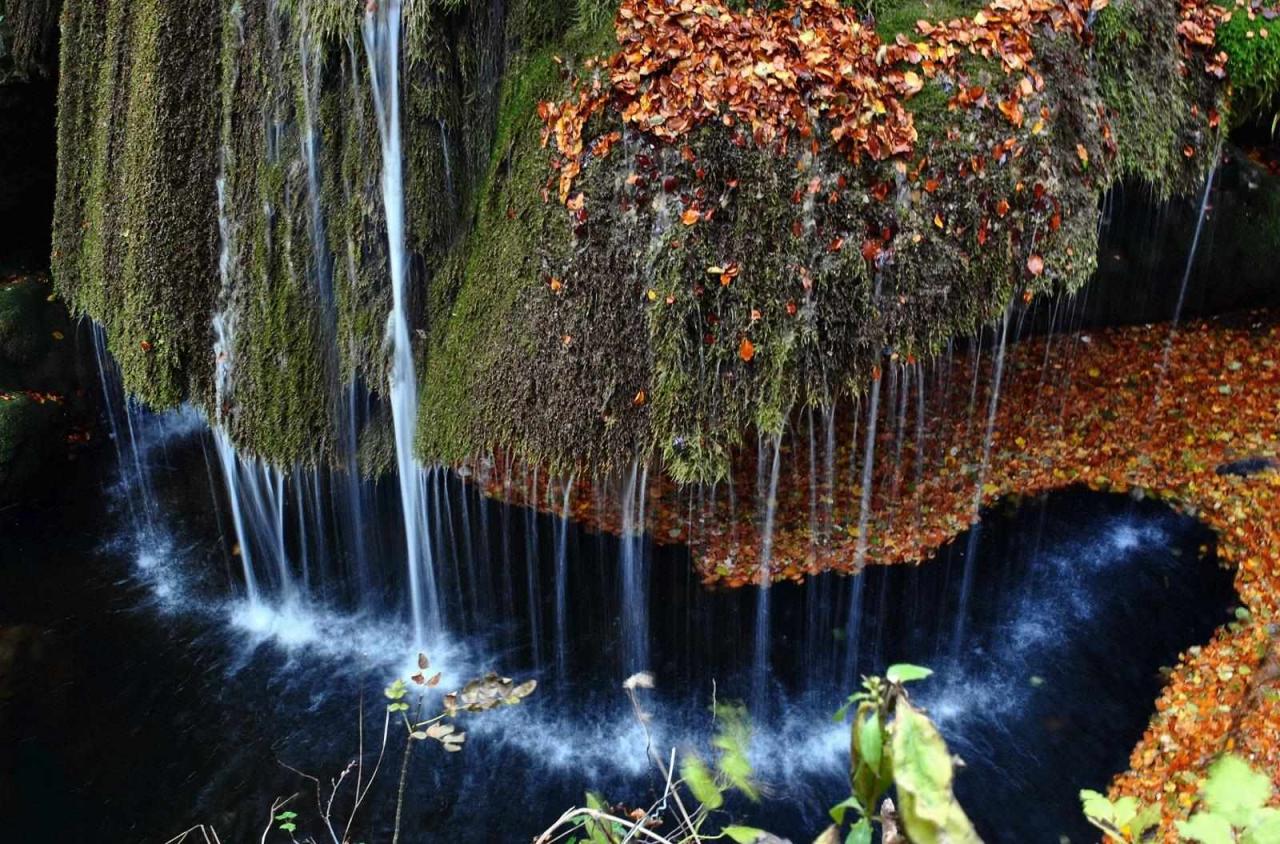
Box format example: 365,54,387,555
874,0,983,41
1214,0,1280,119
1092,0,1219,194
416,44,575,465
0,0,59,80
52,0,220,409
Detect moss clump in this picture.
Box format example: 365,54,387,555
1213,0,1280,118
416,44,577,467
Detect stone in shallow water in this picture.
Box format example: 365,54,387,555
1214,456,1279,477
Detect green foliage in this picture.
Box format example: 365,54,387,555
274,810,298,834
1177,754,1280,844
1081,754,1280,844
1079,790,1161,842
710,702,760,801
680,753,724,810
384,678,410,713
829,664,979,844
891,699,981,844
886,663,933,684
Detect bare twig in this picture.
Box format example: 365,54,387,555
624,685,701,842
535,808,683,844
164,825,222,844
260,794,299,844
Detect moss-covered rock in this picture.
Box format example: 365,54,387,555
49,0,1246,480
416,0,1223,482
0,392,59,504
0,274,85,506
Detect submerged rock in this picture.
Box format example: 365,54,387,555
1215,455,1280,477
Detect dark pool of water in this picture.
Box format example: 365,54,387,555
0,429,1237,844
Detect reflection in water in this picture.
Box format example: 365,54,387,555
0,410,1235,844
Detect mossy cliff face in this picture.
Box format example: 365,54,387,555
53,0,1238,477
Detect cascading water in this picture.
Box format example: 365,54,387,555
619,460,651,674
554,472,576,678
951,308,1011,659
752,434,782,708
363,0,439,644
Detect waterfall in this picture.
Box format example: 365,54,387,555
90,324,160,534
951,308,1011,659
363,0,439,644
553,472,576,678
752,435,782,709
843,371,882,686
438,118,455,212
1155,140,1223,401
619,460,651,674
524,464,543,667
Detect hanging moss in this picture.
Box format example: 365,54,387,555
52,0,221,410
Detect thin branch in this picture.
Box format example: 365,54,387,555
535,808,683,844
261,794,300,844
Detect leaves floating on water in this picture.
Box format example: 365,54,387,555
443,673,537,715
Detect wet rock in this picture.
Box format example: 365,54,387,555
1215,456,1280,477
0,274,92,506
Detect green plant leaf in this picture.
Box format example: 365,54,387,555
1202,754,1274,827
1111,796,1139,827
890,699,981,844
845,819,872,844
1131,802,1163,840
723,825,766,843
856,710,883,773
1243,809,1280,844
886,664,933,684
1080,789,1115,824
1177,812,1235,844
681,753,724,810
828,795,864,826
712,705,759,801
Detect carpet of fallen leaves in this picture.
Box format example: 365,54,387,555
474,309,1280,835
541,0,1227,206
